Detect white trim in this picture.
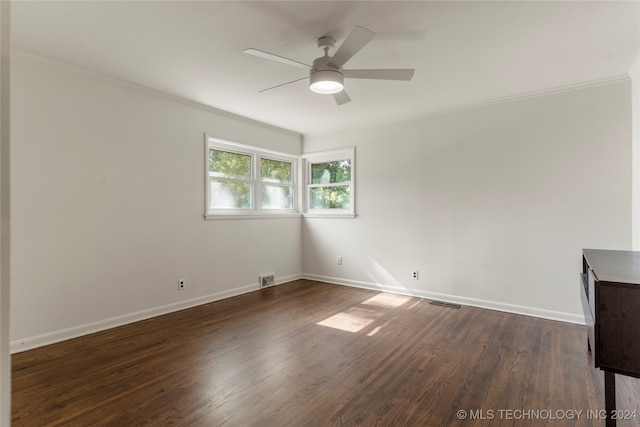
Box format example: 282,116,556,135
14,49,301,137
10,274,303,354
11,272,587,353
301,148,356,159
303,213,356,219
205,135,299,216
301,273,586,325
208,136,300,162
204,134,211,215
204,213,302,220
303,147,356,216
0,2,10,426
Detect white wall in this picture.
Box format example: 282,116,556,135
10,52,302,352
9,48,634,355
0,1,10,424
303,81,632,322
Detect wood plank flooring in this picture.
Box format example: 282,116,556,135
11,280,640,426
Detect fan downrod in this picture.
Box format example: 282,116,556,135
317,36,335,56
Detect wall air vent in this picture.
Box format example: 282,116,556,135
259,274,275,289
429,301,461,309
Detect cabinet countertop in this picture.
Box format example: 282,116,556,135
583,249,640,285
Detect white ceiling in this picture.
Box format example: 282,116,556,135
11,1,640,135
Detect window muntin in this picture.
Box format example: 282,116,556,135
206,138,298,217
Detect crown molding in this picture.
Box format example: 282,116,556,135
304,74,631,138
12,49,302,138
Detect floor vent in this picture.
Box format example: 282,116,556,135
429,301,461,309
259,274,275,289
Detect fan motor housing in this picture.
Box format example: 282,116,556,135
309,56,344,94
309,69,344,93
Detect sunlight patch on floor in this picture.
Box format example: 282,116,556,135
361,293,411,308
317,307,377,333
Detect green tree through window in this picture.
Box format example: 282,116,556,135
207,145,296,212
209,149,252,209
261,158,293,209
309,160,351,209
206,138,353,218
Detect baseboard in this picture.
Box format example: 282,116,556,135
10,273,302,354
301,273,585,325
11,271,582,353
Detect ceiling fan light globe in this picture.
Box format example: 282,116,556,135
310,81,343,94
309,70,344,94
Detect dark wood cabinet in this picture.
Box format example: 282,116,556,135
580,249,640,426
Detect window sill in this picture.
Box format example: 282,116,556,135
303,212,357,219
204,213,302,221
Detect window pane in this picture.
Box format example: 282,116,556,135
311,160,351,184
261,158,292,184
210,181,252,209
310,186,350,209
262,184,293,209
209,149,251,179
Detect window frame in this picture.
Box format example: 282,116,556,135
302,147,356,218
205,136,300,220
259,156,296,210
208,147,255,210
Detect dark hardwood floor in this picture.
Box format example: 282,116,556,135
11,280,640,426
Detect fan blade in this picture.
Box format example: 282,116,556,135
259,76,308,93
344,69,415,81
243,48,311,70
328,26,376,69
333,90,351,105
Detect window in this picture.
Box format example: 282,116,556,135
260,157,294,209
303,148,355,218
209,149,253,209
205,137,298,219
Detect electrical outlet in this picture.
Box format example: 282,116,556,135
411,271,419,280
337,256,343,265
178,280,185,290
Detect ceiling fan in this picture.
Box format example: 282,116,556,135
243,25,415,105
